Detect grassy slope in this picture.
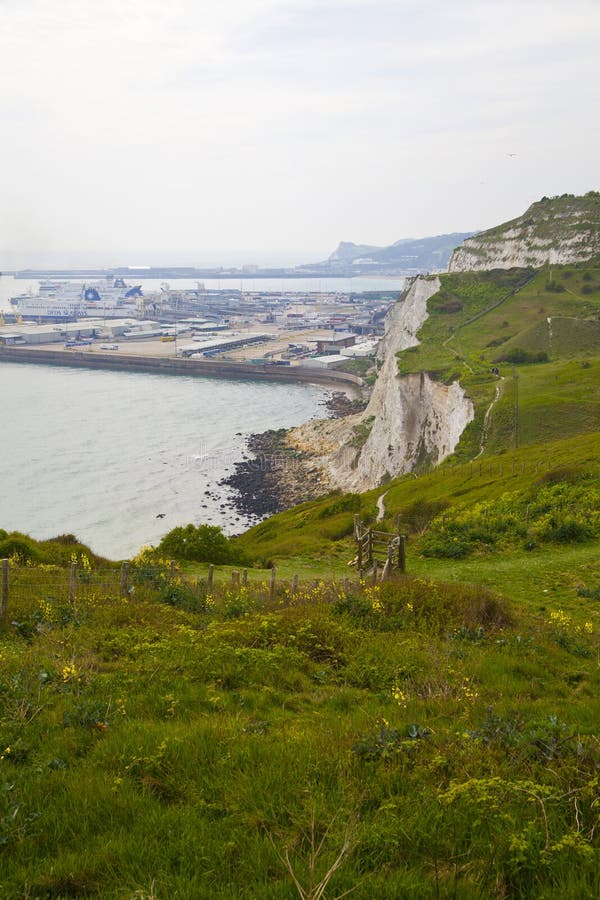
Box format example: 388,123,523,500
396,265,600,459
0,563,599,898
1,264,599,896
237,431,600,570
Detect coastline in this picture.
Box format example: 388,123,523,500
222,392,367,520
0,346,364,392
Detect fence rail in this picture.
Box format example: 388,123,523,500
0,559,362,621
353,516,406,575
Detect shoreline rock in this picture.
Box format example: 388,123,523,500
221,428,328,519
222,390,368,520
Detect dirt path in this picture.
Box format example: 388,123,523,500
475,376,504,459
376,491,388,521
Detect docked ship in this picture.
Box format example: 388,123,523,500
10,277,143,321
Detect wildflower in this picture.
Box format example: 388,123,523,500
61,663,78,682
392,676,408,709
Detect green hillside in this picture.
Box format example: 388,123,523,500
396,265,600,459
1,259,599,897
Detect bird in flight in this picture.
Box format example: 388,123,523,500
507,153,517,157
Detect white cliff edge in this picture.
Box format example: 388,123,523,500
290,276,474,491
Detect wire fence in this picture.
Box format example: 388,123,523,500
0,559,362,623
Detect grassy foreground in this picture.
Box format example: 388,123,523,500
0,550,599,898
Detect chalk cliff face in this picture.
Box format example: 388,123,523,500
449,193,600,272
289,276,474,491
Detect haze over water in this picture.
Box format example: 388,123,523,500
0,362,329,559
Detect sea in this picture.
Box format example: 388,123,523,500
0,274,406,559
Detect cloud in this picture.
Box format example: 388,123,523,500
0,0,598,263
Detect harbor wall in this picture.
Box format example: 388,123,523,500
0,346,363,391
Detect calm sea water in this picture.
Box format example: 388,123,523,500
0,362,330,559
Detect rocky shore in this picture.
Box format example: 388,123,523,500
222,391,368,520
221,428,328,518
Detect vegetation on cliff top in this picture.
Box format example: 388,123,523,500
395,264,600,461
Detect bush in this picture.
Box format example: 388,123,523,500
157,523,248,565
0,536,43,564
539,518,593,544
495,348,549,364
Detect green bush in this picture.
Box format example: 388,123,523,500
157,523,248,565
495,348,549,364
0,536,43,563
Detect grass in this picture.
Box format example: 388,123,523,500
393,265,600,459
236,431,600,566
0,559,598,898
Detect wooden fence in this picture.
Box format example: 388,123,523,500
353,516,406,576
0,558,361,621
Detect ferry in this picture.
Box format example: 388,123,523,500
10,277,143,321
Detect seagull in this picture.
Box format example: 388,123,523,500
156,513,166,519
506,153,517,157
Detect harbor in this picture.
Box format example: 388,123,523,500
0,275,404,389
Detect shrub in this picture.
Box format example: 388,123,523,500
495,348,549,364
0,536,43,564
157,524,248,565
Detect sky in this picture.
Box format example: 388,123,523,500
1,0,599,268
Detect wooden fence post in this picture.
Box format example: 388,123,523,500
291,573,299,599
367,529,373,568
242,569,248,587
357,535,363,570
120,562,130,599
231,570,240,588
69,562,77,607
269,566,277,602
207,565,214,593
169,560,176,578
354,514,361,541
1,559,8,620
398,535,406,573
382,545,393,581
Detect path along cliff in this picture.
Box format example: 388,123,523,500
288,276,474,492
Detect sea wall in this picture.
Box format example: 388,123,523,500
289,276,474,491
0,346,363,391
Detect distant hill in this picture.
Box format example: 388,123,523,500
299,232,475,275
449,192,600,272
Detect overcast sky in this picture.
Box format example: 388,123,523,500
1,0,598,268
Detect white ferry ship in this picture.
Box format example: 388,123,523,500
10,277,143,321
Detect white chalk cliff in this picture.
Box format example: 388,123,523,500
449,194,600,272
290,276,474,491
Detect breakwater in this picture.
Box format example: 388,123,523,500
0,346,363,390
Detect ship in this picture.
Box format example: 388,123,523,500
10,277,143,321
